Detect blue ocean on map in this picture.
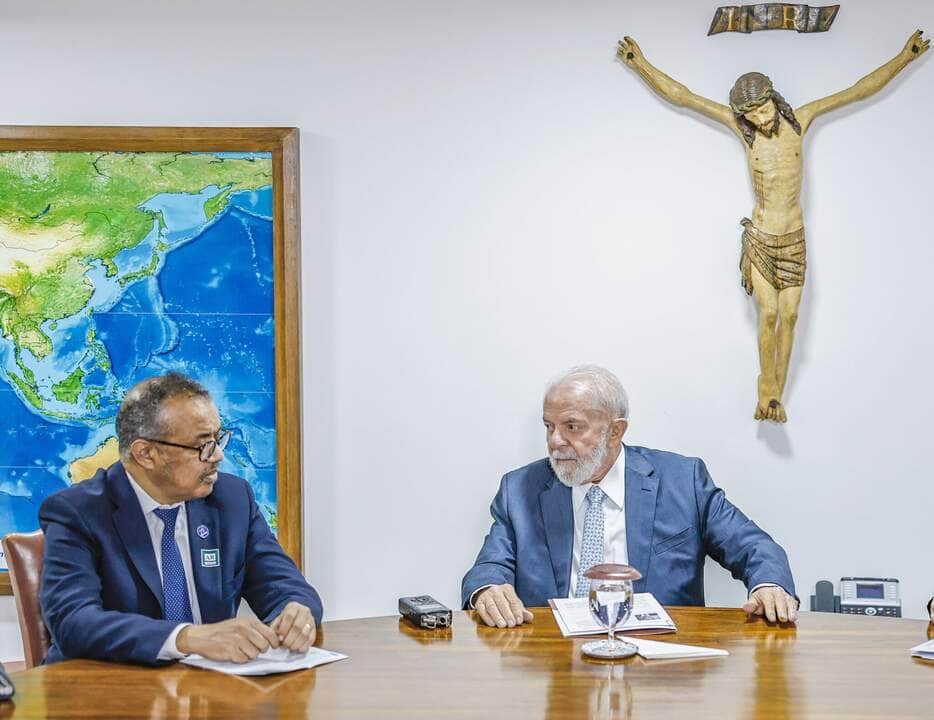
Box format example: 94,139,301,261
0,170,278,545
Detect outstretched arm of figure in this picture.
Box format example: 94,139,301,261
617,36,735,131
797,30,930,133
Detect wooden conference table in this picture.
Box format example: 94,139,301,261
3,607,933,719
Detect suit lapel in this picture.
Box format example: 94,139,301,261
624,447,658,594
109,464,165,613
540,474,573,597
186,496,223,622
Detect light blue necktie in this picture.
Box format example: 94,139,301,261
575,484,606,598
153,507,194,624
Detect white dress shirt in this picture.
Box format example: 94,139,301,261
569,448,628,598
126,471,202,659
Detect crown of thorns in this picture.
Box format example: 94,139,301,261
729,72,774,114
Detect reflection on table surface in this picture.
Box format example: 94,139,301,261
4,607,933,719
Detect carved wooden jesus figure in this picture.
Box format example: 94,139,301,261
617,31,929,422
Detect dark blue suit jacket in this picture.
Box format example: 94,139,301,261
39,462,322,665
462,446,795,608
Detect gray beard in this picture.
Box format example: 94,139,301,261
549,436,610,488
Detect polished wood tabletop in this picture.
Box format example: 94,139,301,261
3,607,933,719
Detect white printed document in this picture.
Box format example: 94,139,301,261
181,646,348,676
548,592,677,637
626,637,729,660
910,639,934,660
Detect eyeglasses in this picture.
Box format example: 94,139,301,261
142,429,232,462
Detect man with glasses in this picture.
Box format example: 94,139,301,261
39,372,322,665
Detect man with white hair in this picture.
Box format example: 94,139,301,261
462,365,797,627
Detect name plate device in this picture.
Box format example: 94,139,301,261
839,577,900,617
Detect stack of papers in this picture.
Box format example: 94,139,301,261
549,593,727,661
181,646,348,676
910,639,934,660
549,593,677,637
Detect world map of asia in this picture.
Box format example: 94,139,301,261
0,150,279,572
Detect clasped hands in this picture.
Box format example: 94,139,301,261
176,601,316,662
475,583,797,628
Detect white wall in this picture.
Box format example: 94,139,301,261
1,0,932,659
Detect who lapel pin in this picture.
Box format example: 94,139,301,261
196,524,210,539
201,548,220,568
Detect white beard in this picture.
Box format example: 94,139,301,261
549,431,610,488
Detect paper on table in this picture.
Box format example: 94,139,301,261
910,639,934,660
627,637,728,660
181,646,348,676
549,593,677,637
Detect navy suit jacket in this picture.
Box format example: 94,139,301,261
462,446,795,608
39,462,322,665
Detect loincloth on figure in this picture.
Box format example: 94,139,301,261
739,218,806,294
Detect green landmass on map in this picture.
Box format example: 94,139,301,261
8,360,41,408
118,252,160,288
204,188,234,220
52,367,86,403
0,151,272,411
265,506,279,532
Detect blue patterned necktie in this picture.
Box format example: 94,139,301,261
575,484,606,598
153,507,194,624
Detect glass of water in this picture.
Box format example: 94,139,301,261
581,563,641,659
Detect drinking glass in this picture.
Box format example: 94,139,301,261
581,563,642,659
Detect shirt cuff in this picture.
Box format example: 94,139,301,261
469,585,495,609
158,623,192,661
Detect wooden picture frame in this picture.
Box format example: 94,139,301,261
0,126,303,595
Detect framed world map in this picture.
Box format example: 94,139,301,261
0,126,304,594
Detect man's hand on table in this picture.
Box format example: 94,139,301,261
475,584,534,628
176,618,280,662
176,602,316,663
271,601,318,652
742,586,798,624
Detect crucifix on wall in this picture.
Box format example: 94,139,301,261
616,31,929,422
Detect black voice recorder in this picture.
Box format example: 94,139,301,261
399,595,453,629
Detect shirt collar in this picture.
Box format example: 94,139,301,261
125,468,184,514
573,445,626,511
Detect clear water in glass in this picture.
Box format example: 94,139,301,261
581,579,638,659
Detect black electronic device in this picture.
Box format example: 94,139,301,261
839,577,901,617
0,662,15,700
810,579,840,613
810,577,901,617
399,595,452,629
